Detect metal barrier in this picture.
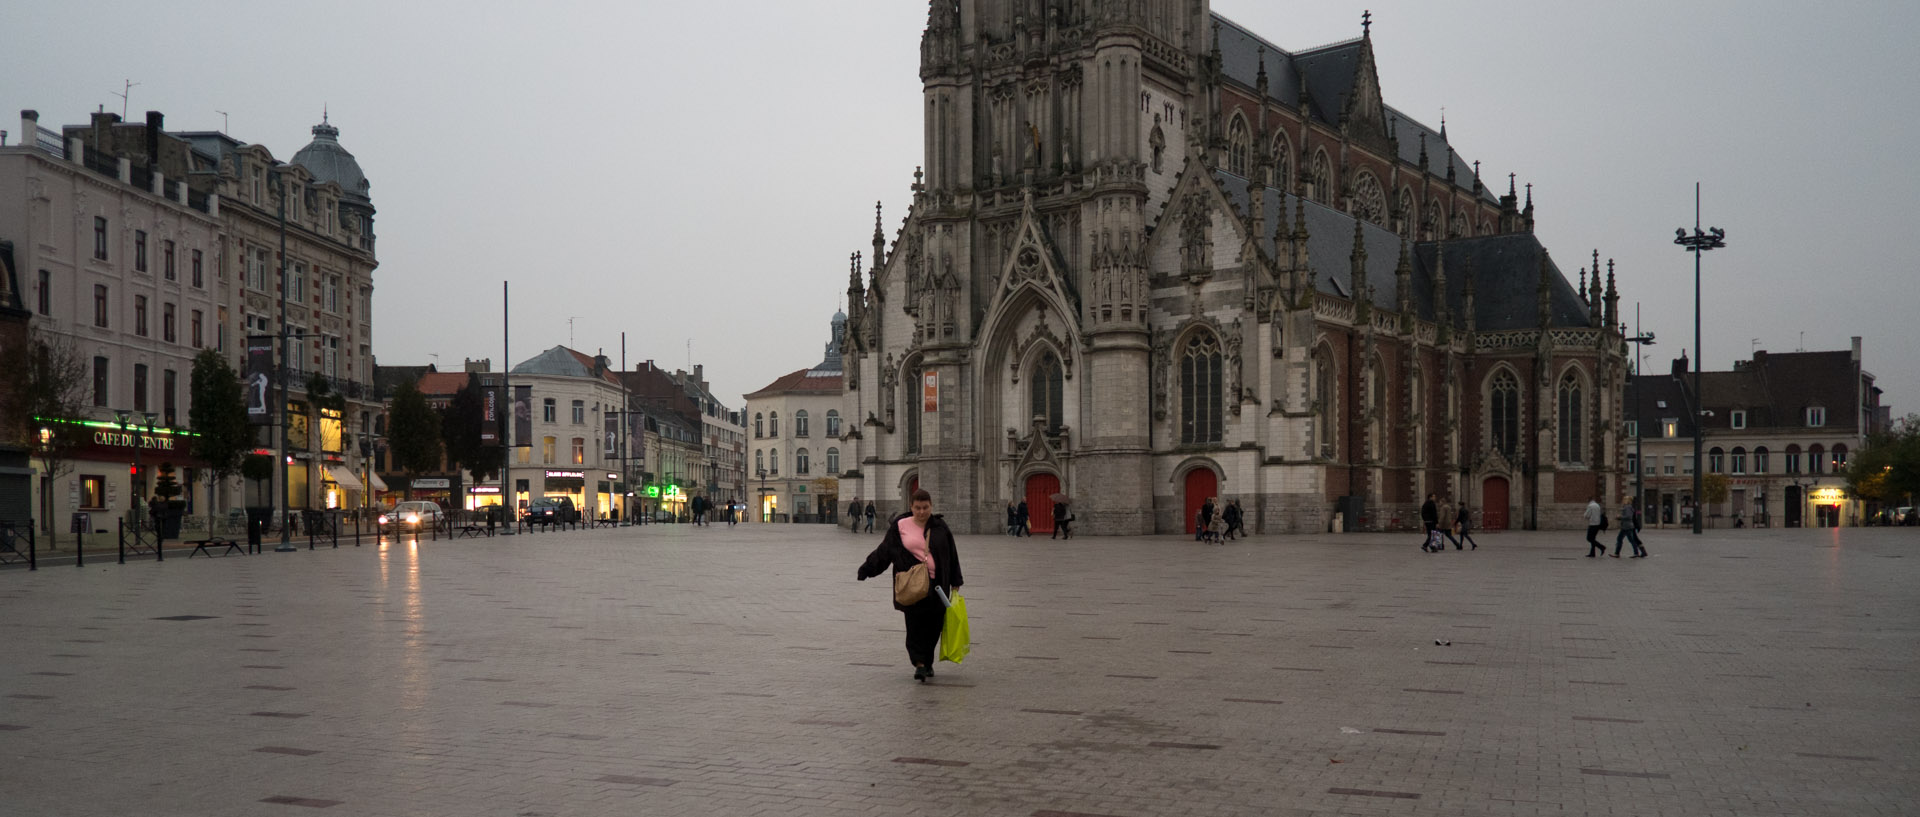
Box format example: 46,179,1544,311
0,522,34,570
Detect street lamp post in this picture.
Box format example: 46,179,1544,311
1627,304,1656,519
1674,182,1726,535
116,411,158,522
756,467,768,523
273,170,296,552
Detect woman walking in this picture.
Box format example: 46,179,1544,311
856,489,964,682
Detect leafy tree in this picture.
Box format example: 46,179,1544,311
440,373,502,484
241,453,275,506
1,327,88,546
188,349,250,526
1701,473,1731,507
1846,414,1920,509
386,380,443,500
153,462,183,503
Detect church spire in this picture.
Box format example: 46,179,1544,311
871,201,886,270
1603,258,1620,330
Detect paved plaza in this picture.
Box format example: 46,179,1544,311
2,521,1916,816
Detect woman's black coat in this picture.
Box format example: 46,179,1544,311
857,513,964,611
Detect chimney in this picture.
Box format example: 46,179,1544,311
1751,349,1766,368
464,357,491,373
1851,336,1861,362
145,111,162,169
19,110,36,148
1671,353,1689,380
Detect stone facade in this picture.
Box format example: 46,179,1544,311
836,5,1628,535
743,313,852,524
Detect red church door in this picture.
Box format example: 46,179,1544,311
1025,473,1060,534
1482,477,1510,530
1183,469,1218,534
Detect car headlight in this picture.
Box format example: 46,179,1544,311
378,515,389,525
405,513,419,524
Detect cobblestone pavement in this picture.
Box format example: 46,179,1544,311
2,521,1916,817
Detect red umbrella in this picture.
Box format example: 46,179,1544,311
1049,492,1069,504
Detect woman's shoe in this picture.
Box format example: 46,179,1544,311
923,665,935,678
914,665,928,682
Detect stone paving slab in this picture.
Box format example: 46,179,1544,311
1,522,1916,816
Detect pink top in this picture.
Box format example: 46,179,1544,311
896,517,935,579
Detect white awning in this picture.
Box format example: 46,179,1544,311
325,465,364,491
369,472,389,492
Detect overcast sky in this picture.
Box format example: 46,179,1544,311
10,1,1917,415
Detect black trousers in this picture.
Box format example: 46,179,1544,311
1587,525,1605,556
901,595,945,668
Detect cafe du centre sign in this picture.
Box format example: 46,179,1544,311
49,419,205,467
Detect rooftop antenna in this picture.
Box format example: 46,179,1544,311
112,79,141,118
568,317,584,348
1751,338,1760,356
215,110,229,132
1797,331,1804,352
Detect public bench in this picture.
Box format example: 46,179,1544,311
188,537,254,558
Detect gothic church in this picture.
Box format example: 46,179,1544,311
838,2,1629,535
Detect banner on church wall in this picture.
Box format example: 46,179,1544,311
923,371,938,413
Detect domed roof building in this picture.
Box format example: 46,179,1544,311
291,114,370,201
290,113,377,253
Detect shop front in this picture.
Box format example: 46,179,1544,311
542,469,586,512
33,419,209,534
466,485,502,511
410,477,455,509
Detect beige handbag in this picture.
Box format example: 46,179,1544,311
893,562,930,605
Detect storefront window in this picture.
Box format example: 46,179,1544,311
81,474,106,509
289,463,310,509
320,408,343,453
288,401,311,449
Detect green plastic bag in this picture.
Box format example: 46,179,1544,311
938,591,970,664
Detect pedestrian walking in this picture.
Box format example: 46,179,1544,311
850,499,863,533
864,501,876,533
1447,501,1478,550
1222,500,1243,541
1613,497,1647,558
856,489,964,683
1006,501,1019,536
1419,493,1440,552
1015,500,1029,537
1196,497,1216,542
1584,495,1607,557
1051,497,1073,540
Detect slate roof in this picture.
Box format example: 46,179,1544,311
1211,171,1589,332
290,117,370,201
510,346,621,386
1627,349,1863,438
1212,13,1491,202
1627,372,1701,441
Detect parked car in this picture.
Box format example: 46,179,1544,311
379,501,445,531
523,496,580,525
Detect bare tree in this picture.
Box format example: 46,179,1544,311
1,327,90,547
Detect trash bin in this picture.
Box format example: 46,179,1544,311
245,507,272,547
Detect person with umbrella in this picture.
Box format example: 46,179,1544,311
856,489,965,682
1050,492,1074,540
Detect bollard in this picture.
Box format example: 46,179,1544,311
28,526,36,571
156,520,164,562
76,526,84,568
118,518,126,564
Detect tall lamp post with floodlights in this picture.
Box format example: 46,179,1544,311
1674,183,1726,535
